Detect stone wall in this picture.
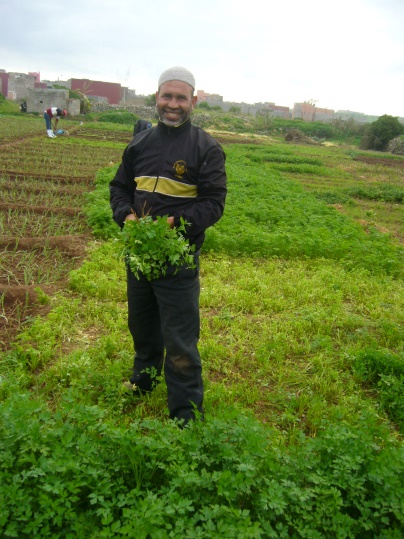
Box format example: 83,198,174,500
26,89,80,116
90,102,157,121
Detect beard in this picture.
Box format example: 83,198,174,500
157,107,190,127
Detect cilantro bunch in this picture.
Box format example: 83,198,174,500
121,215,195,280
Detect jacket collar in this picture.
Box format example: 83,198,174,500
157,118,192,135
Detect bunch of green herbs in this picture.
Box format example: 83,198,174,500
121,214,195,280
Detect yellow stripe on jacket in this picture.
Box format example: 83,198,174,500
135,176,198,198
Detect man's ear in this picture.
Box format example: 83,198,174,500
191,95,198,110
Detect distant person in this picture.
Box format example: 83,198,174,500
44,107,67,138
20,101,27,113
133,119,152,137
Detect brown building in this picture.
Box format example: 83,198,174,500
268,104,290,119
28,72,41,83
0,71,9,96
293,102,334,123
197,90,223,103
70,78,122,105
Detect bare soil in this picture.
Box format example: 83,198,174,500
0,127,128,352
0,234,90,257
353,155,404,168
1,234,91,350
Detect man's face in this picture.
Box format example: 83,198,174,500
156,81,197,127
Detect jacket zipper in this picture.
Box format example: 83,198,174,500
153,132,173,192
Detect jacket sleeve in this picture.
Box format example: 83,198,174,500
109,150,136,228
172,145,227,236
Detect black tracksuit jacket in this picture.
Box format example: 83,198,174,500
109,119,227,250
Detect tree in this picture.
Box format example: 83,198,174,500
197,101,211,109
144,94,156,106
361,114,404,151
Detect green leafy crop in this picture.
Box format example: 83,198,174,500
121,214,195,280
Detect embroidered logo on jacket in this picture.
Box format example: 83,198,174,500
173,160,187,179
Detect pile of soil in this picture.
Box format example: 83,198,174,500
284,128,322,145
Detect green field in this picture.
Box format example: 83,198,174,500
1,108,403,537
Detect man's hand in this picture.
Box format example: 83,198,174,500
124,214,174,227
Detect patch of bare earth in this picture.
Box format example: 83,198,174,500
1,234,91,351
0,130,125,353
353,155,404,168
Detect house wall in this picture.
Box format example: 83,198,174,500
25,88,80,116
0,72,9,96
313,107,334,123
70,78,122,104
293,103,335,123
28,72,41,83
7,72,37,100
197,90,223,103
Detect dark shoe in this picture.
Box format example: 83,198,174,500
171,407,204,428
122,381,152,396
130,366,162,393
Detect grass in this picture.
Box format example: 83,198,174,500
0,135,125,177
0,109,403,537
12,244,401,429
2,185,85,208
0,114,78,141
0,248,77,285
0,210,87,236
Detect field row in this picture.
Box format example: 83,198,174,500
0,128,127,350
227,141,404,247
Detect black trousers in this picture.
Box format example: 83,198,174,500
126,253,203,421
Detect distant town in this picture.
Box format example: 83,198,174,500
2,69,403,124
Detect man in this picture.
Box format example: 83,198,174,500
109,66,227,425
44,107,67,138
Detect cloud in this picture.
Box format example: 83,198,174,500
1,0,403,116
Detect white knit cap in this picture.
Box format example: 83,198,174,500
158,66,195,90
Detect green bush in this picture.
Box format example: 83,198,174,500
330,119,367,143
144,94,156,106
360,115,404,151
271,119,335,139
98,111,138,125
352,349,404,430
352,349,404,383
197,102,223,111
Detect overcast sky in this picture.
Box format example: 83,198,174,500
1,0,403,117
